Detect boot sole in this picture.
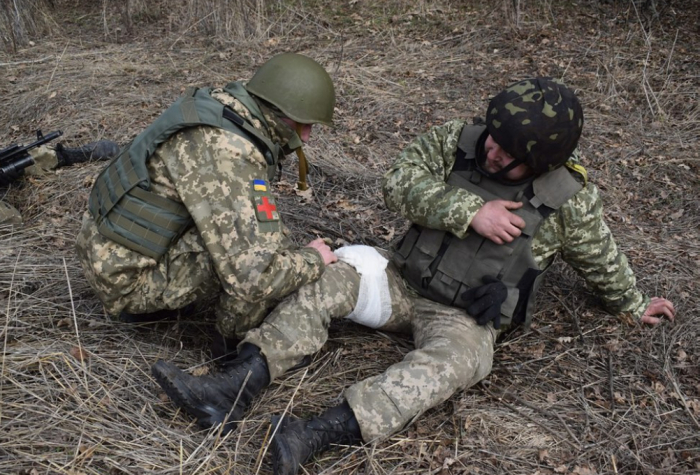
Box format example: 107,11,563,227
152,360,236,434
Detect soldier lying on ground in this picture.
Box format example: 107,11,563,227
0,140,120,227
151,78,675,475
76,53,338,349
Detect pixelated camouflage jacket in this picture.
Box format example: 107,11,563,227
99,88,324,306
382,119,650,319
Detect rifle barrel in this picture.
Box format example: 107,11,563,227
0,129,63,164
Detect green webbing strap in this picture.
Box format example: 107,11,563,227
180,87,201,123
129,187,190,216
120,194,186,233
224,81,270,130
222,108,279,169
97,215,168,259
96,187,192,259
111,213,171,249
93,143,146,217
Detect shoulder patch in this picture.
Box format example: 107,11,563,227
253,179,267,191
251,179,279,223
255,196,279,222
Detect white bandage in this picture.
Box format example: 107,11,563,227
335,245,392,329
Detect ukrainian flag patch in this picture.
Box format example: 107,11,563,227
253,179,267,192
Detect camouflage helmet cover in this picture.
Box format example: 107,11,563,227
246,53,335,126
486,77,583,174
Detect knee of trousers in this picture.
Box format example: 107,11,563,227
413,311,497,384
432,341,494,389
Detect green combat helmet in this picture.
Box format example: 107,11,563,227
246,53,335,126
486,77,583,175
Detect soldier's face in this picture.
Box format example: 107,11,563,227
280,117,313,143
484,135,533,181
297,123,313,142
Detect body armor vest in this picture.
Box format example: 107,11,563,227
88,83,282,260
392,124,583,329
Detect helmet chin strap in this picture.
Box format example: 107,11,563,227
491,158,524,180
476,152,528,183
295,123,309,191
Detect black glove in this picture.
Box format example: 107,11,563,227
461,276,508,329
55,140,120,167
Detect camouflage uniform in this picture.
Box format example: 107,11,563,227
243,118,650,441
0,145,63,227
76,89,324,337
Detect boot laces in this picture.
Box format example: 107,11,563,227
304,416,356,454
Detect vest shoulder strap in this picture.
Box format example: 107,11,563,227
223,81,270,130
529,166,584,211
221,107,279,168
453,123,486,171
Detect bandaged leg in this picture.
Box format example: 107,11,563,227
335,245,393,328
243,247,415,381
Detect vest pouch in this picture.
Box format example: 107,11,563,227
95,185,193,260
424,268,463,308
463,238,515,282
442,236,517,312
393,226,420,265
394,226,448,295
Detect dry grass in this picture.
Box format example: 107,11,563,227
0,0,57,53
1,0,699,474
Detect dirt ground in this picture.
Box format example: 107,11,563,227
1,0,698,474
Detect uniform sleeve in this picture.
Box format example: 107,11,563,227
382,119,485,239
160,126,324,304
559,183,649,319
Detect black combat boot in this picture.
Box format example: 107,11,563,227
210,330,241,363
55,140,120,166
270,401,362,475
210,330,312,370
152,343,270,434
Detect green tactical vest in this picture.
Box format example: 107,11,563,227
392,124,584,329
88,82,282,260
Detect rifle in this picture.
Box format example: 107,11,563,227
0,130,63,185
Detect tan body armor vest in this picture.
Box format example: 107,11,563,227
392,124,583,329
88,83,281,260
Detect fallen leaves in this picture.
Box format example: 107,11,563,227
69,346,89,363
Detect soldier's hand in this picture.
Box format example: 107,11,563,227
305,237,338,266
470,200,525,245
462,276,508,329
640,297,675,325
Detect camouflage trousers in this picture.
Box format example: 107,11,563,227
76,211,277,337
243,253,498,441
